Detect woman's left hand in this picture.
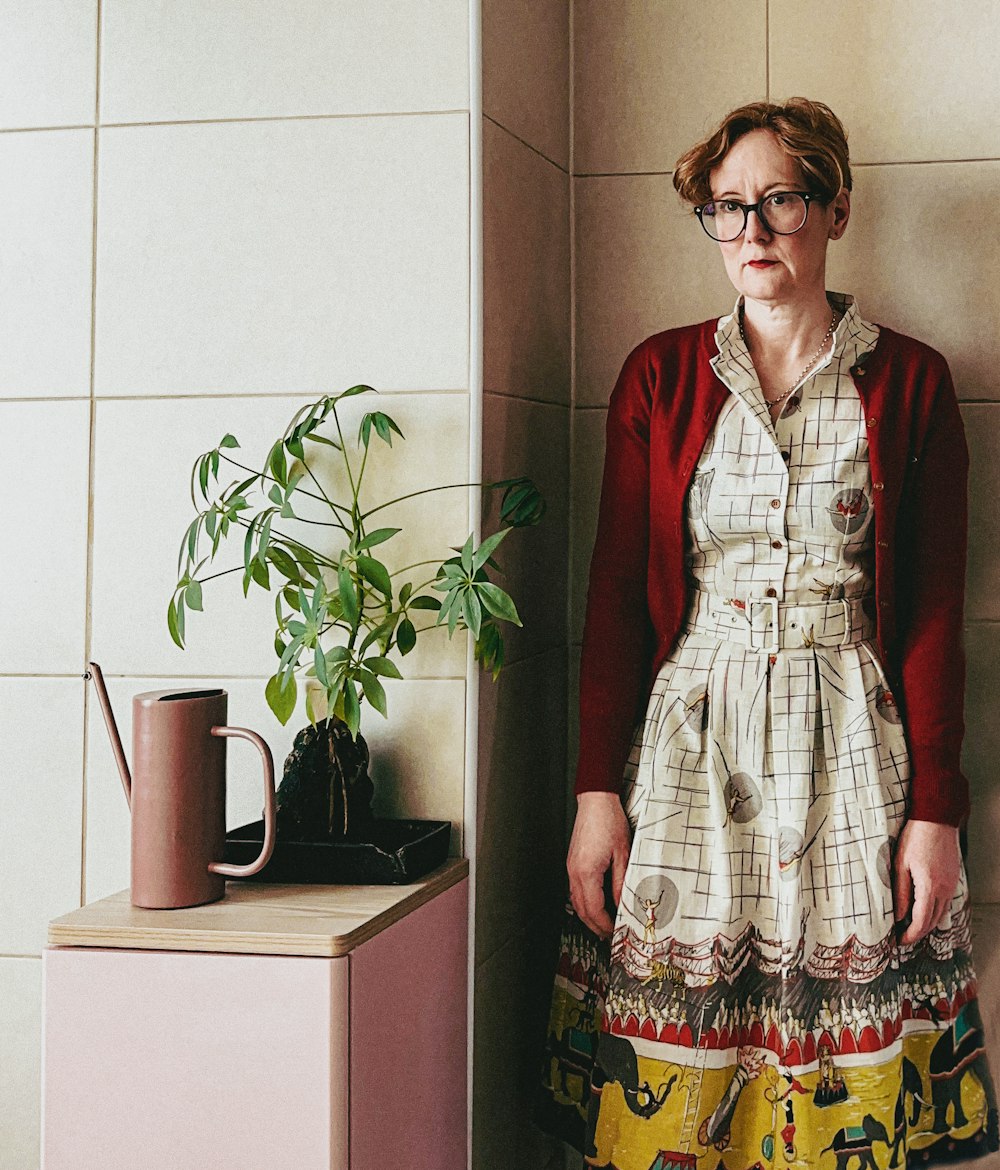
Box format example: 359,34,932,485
892,818,962,945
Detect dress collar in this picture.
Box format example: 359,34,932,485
709,291,881,440
714,290,880,372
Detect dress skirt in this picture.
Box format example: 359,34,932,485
535,610,1000,1169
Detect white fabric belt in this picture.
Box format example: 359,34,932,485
681,588,877,653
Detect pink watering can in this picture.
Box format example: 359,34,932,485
86,662,277,909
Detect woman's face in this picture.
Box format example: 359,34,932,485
706,128,850,309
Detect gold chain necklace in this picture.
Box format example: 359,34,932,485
739,307,840,407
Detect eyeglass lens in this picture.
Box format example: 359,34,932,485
700,192,808,241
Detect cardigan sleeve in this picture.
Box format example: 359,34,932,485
574,341,656,796
896,356,971,827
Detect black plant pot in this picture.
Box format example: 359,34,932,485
223,816,452,884
223,715,451,884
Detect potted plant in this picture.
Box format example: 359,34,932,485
167,384,544,880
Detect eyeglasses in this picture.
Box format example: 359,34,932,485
694,190,821,242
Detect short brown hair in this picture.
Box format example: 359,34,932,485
672,98,852,207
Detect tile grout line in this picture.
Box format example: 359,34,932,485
482,110,568,175
765,0,770,102
79,0,104,911
0,107,471,135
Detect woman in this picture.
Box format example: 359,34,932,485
536,99,999,1169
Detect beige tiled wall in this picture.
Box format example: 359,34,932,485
569,4,1000,1167
479,2,571,1166
0,4,473,1166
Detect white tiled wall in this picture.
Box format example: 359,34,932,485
0,5,474,1165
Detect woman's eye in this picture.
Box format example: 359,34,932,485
721,201,741,213
768,194,787,206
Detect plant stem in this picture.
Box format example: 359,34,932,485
360,481,481,519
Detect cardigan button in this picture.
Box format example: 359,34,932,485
877,538,889,548
853,365,867,377
866,417,878,426
873,481,884,491
879,599,889,607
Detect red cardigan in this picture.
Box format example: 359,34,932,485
576,317,971,827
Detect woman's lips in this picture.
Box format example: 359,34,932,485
747,259,777,268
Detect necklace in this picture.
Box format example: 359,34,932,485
739,307,840,407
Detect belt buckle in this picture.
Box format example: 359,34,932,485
747,595,779,654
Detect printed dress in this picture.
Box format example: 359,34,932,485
536,292,999,1170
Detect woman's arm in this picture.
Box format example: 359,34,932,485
568,341,655,938
895,356,970,828
574,341,656,796
892,354,969,943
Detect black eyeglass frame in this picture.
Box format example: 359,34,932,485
693,190,824,242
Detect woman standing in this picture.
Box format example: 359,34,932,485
536,99,999,1169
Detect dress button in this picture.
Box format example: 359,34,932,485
780,450,790,461
787,397,800,408
877,538,889,548
867,417,878,427
765,588,778,597
771,540,782,549
770,498,781,508
879,599,889,607
873,481,884,491
853,365,867,377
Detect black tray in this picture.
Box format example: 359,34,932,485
223,817,452,885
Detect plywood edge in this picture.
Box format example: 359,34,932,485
48,856,469,957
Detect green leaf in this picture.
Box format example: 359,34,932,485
265,671,297,725
356,554,391,597
304,431,341,449
343,679,361,738
337,557,359,627
325,645,351,665
362,655,403,679
250,556,270,590
278,632,304,673
268,483,283,506
167,596,184,648
220,434,239,449
447,592,461,635
357,527,401,552
205,507,218,540
409,594,441,611
274,630,286,658
314,645,329,687
256,514,273,566
472,527,510,572
476,582,522,626
185,578,203,612
359,612,398,657
267,546,299,582
287,436,304,461
358,669,387,718
459,532,475,574
268,441,287,486
399,580,412,604
359,414,373,448
462,587,482,639
198,456,210,499
397,616,416,654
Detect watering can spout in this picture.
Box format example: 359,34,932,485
86,661,132,808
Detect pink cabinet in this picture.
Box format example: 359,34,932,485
42,860,469,1170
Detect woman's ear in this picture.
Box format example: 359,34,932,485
828,187,851,241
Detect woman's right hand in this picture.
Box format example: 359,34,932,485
567,791,633,940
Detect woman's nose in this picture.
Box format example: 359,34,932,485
745,207,772,243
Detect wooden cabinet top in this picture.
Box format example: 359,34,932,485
47,857,469,958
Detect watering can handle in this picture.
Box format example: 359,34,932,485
206,726,277,878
